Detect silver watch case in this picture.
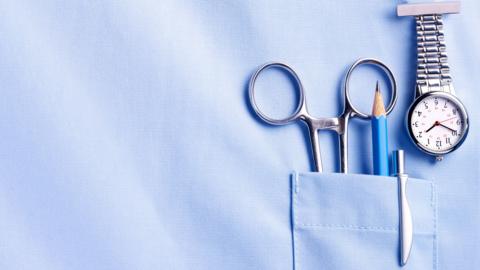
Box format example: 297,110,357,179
406,91,469,158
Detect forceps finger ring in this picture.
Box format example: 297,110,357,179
248,62,307,125
344,58,398,119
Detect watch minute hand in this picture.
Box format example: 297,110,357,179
439,123,456,132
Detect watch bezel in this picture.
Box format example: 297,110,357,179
407,91,469,156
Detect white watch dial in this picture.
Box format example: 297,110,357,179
410,94,466,153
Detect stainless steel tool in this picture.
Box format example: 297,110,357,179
392,150,413,266
248,59,398,173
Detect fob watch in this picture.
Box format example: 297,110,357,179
406,14,469,161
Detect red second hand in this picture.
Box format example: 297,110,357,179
439,116,457,123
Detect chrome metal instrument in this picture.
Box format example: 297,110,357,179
248,59,398,173
392,150,413,266
398,1,469,161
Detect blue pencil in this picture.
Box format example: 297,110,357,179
372,82,389,175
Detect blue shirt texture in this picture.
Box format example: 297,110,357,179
0,0,478,269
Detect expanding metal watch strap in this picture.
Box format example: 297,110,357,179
416,14,454,94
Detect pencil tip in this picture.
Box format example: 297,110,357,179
372,81,386,116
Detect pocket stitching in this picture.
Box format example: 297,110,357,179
432,182,437,270
296,224,437,236
297,224,398,231
293,172,300,270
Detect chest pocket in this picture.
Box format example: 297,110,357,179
292,172,436,270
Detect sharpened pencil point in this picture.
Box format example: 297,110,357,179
372,82,386,116
371,81,389,176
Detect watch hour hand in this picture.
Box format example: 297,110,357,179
425,122,437,133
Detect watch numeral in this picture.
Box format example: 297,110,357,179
424,102,429,109
446,137,451,145
434,98,438,105
436,140,442,149
452,109,457,115
452,130,457,136
417,111,422,117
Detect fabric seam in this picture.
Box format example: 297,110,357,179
432,181,438,270
293,172,299,270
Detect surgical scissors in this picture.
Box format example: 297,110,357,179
248,58,397,173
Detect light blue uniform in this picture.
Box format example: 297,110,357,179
0,0,478,269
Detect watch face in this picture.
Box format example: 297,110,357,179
408,92,469,155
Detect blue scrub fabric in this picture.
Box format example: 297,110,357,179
293,173,436,270
0,0,478,269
